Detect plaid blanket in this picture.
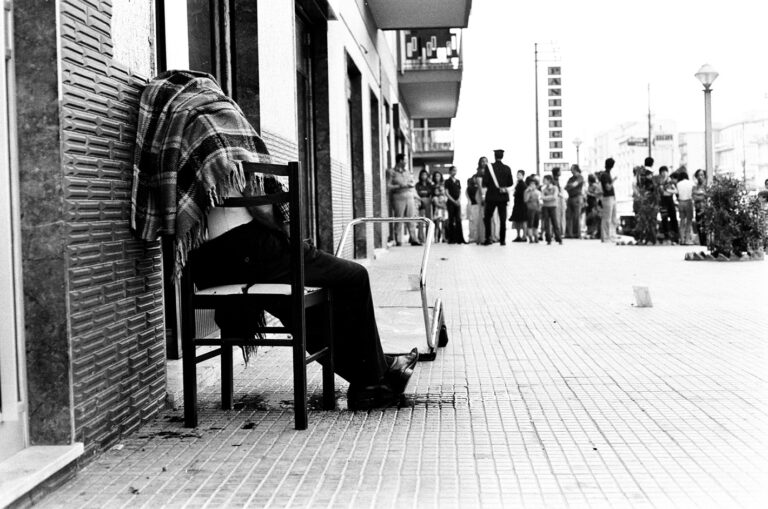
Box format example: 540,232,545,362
130,70,288,272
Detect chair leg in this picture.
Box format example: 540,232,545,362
294,328,308,431
220,329,234,411
322,298,335,410
182,339,198,428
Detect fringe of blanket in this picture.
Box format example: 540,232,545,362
174,162,266,365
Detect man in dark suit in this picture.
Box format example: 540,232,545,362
482,149,514,245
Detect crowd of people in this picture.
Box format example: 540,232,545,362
463,150,620,245
387,149,739,247
631,157,709,245
387,154,466,245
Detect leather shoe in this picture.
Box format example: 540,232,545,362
347,383,398,410
482,239,492,245
409,240,423,246
389,347,418,373
385,347,418,393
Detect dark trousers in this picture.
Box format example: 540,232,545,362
659,195,679,241
695,202,707,246
189,220,389,386
541,206,562,242
565,196,583,238
484,200,507,243
446,201,465,243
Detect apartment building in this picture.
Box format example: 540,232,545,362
0,0,471,505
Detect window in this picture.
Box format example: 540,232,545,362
549,141,562,149
548,99,561,107
548,77,561,86
548,66,561,75
550,130,562,138
549,120,562,128
549,110,561,118
550,151,563,159
548,88,561,96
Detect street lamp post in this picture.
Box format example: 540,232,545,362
695,64,719,185
572,138,582,167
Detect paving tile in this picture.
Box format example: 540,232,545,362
34,241,768,508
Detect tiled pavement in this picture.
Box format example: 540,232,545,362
37,238,768,508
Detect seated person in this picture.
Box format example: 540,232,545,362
130,70,417,409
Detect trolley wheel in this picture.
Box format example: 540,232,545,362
438,324,449,347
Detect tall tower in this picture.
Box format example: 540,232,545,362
535,43,566,175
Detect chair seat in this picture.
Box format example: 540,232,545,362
196,283,323,296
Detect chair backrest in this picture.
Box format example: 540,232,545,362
184,161,306,335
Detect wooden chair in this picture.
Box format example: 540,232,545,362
180,161,334,430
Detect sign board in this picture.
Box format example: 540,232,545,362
626,137,648,147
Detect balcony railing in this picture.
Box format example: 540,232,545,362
413,127,454,153
402,29,463,72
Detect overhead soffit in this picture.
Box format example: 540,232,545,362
399,81,460,118
366,0,472,29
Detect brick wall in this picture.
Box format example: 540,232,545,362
61,0,165,453
261,129,299,164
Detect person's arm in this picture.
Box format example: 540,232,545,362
386,169,399,192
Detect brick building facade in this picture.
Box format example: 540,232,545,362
0,0,470,504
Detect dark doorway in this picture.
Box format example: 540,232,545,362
370,90,382,248
346,57,365,259
296,15,317,244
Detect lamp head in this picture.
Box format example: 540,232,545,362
695,64,719,88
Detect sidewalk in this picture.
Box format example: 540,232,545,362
35,240,768,508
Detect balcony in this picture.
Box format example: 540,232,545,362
398,29,463,119
366,0,472,29
412,127,455,165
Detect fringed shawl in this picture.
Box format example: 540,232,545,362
130,70,286,273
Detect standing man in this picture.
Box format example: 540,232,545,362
386,153,421,246
657,166,679,244
482,149,514,245
564,164,585,238
600,158,618,243
444,166,466,243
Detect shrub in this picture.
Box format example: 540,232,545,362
701,175,767,256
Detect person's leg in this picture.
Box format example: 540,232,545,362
467,204,476,242
668,199,679,242
191,221,390,387
497,203,507,244
490,211,500,242
404,193,419,242
532,211,540,242
600,198,612,242
392,193,408,244
552,206,563,242
483,201,493,243
542,207,553,243
446,202,456,243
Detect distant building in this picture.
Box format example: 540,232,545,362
678,131,706,175
586,120,676,213
714,118,768,190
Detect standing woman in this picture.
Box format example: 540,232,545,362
444,166,466,243
472,159,487,244
692,169,708,246
386,153,421,246
415,169,433,243
509,169,527,241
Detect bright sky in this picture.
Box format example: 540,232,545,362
453,0,768,179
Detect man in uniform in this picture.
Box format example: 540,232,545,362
482,149,514,245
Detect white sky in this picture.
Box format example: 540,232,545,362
452,0,768,179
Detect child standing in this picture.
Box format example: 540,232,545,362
523,176,542,243
432,185,448,243
541,174,562,244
